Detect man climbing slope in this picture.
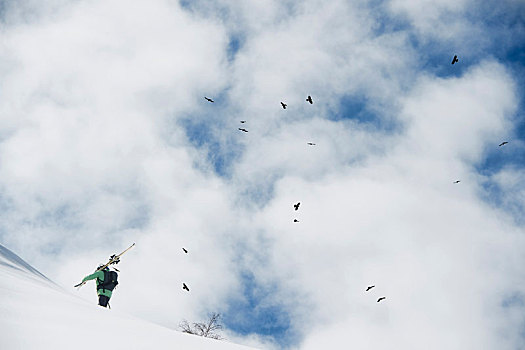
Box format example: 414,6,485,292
82,265,118,308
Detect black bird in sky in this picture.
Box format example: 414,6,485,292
281,102,287,109
377,297,386,302
293,219,299,222
204,97,214,103
307,142,316,146
451,55,459,65
239,128,248,132
306,95,313,104
454,180,461,184
240,120,246,123
366,285,375,292
183,283,190,292
182,248,188,254
294,202,300,211
499,141,508,147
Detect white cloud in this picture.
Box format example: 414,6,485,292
386,0,480,47
0,0,240,336
252,61,524,348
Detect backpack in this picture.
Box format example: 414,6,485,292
97,270,118,292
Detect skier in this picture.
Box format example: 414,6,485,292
81,265,118,308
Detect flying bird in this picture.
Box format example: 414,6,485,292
451,55,459,65
183,283,190,292
294,202,300,211
454,180,460,184
281,102,287,109
293,219,299,223
499,141,508,147
239,128,248,132
366,285,375,292
182,248,188,254
377,297,386,302
204,97,214,103
240,120,246,123
306,95,313,104
307,142,316,146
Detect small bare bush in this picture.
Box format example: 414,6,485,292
179,313,224,340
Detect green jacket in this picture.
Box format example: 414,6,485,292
82,270,113,298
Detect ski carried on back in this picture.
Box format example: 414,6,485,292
74,243,135,288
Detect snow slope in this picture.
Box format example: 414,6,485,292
0,244,256,350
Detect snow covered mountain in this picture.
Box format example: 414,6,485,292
0,244,256,350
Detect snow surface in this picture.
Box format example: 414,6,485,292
0,244,256,350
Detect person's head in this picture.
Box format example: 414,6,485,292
96,264,109,271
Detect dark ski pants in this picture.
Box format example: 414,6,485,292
98,295,110,308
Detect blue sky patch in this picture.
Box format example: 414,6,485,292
179,115,243,178
476,139,525,177
0,1,5,21
477,158,525,226
502,292,525,309
501,292,525,341
227,36,243,62
369,0,411,37
331,95,400,132
223,271,298,348
178,0,191,9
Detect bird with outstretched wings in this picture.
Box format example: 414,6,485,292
239,128,248,133
281,102,287,109
366,285,375,291
183,283,190,292
377,297,386,302
306,95,313,104
451,55,458,65
499,141,508,147
204,97,214,103
294,202,300,211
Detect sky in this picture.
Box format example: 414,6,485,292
0,0,524,349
